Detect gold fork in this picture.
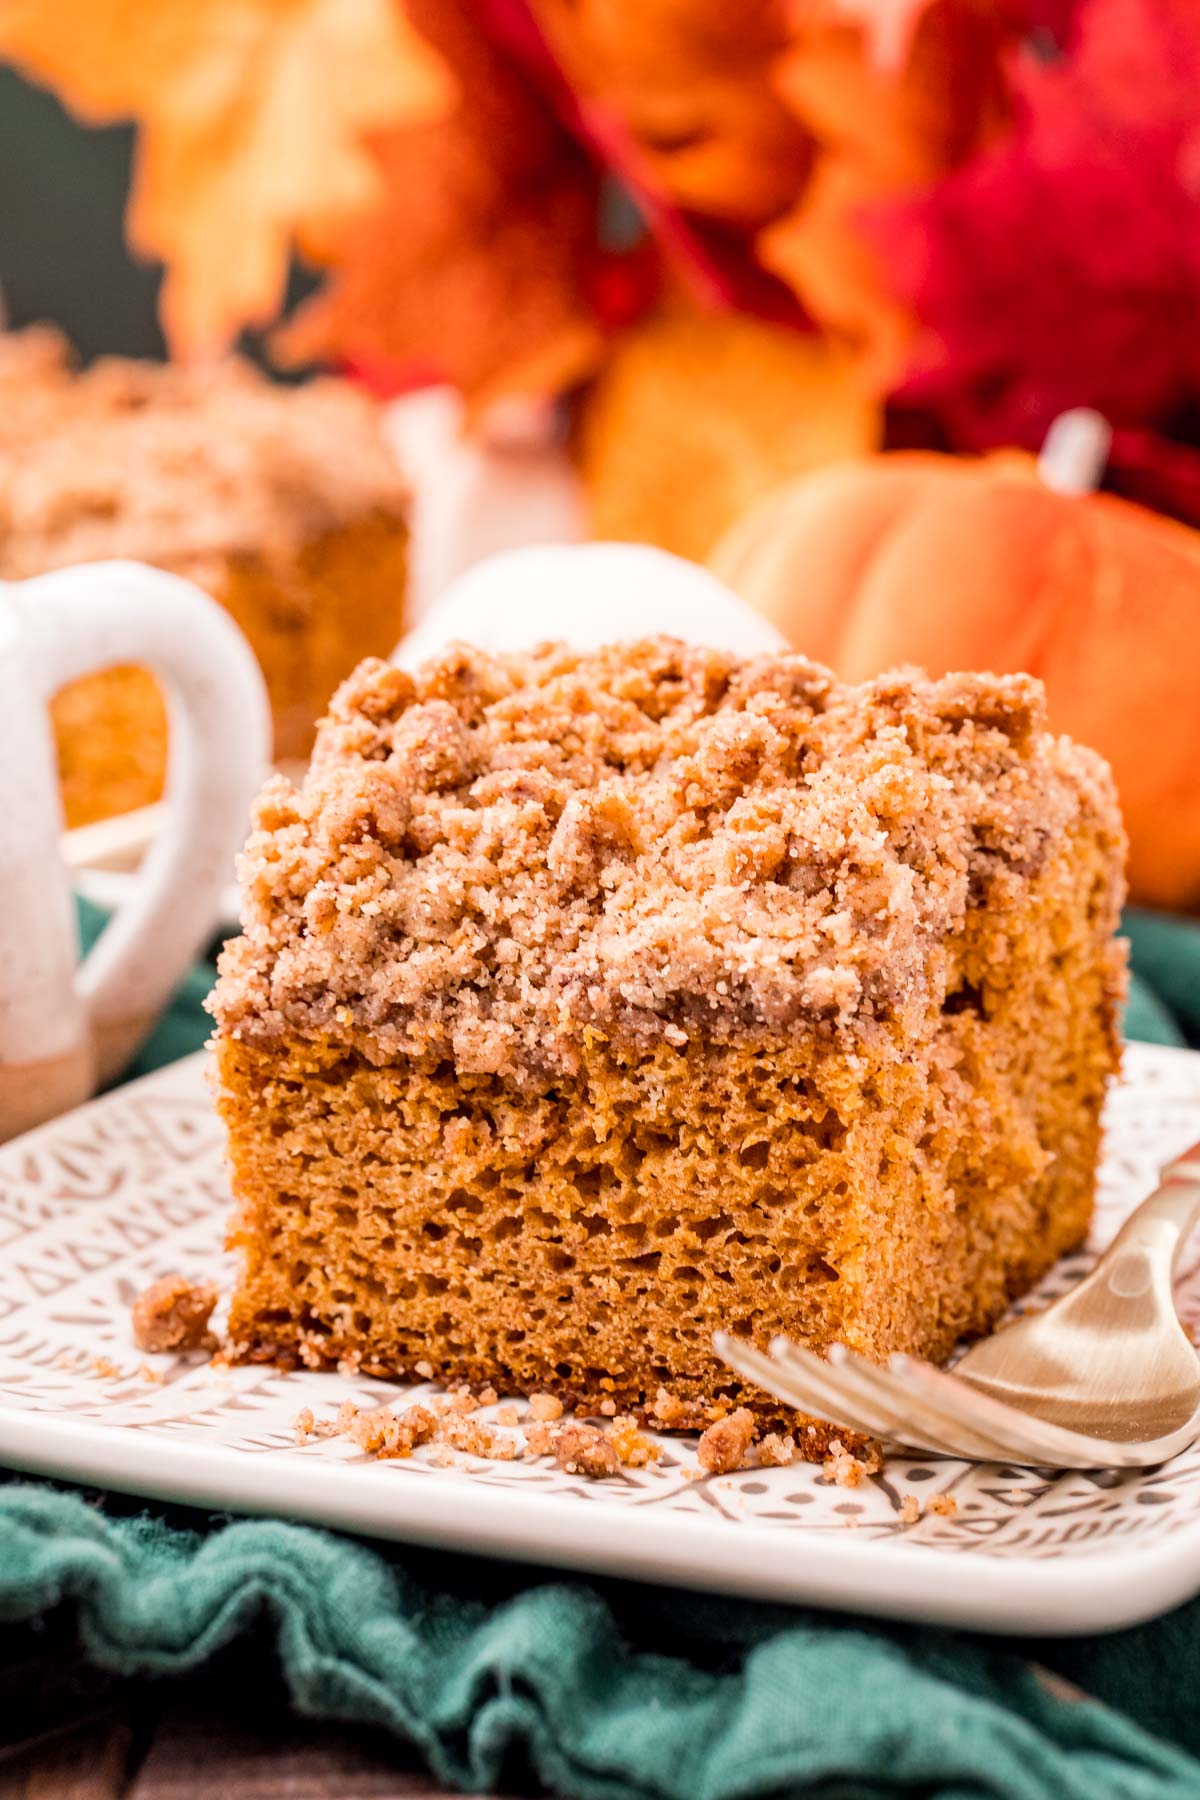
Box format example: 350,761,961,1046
715,1139,1200,1469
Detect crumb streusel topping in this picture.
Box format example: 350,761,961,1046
212,638,1123,1082
0,326,408,583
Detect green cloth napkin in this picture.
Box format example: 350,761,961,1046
0,900,1197,1799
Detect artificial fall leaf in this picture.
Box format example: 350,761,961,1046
0,0,452,356
577,306,880,562
761,0,1013,384
832,0,1081,70
525,0,809,228
874,0,1200,450
282,0,608,409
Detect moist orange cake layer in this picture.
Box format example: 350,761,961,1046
0,327,409,825
211,639,1126,1450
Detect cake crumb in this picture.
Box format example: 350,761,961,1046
131,1273,218,1353
757,1432,797,1467
822,1439,863,1488
698,1407,756,1474
441,1413,519,1460
415,1359,434,1379
929,1492,958,1518
446,1387,479,1415
346,1405,395,1454
599,1398,618,1417
478,1385,499,1406
346,1402,439,1459
138,1362,165,1384
293,1406,316,1444
91,1355,122,1380
553,1421,621,1478
529,1392,564,1422
821,1438,882,1488
523,1420,557,1457
496,1403,520,1426
651,1387,688,1426
605,1415,661,1468
899,1493,922,1524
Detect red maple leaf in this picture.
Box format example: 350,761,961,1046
874,0,1200,452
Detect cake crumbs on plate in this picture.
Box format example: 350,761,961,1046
605,1415,661,1468
551,1421,621,1478
131,1273,218,1354
698,1407,756,1474
821,1438,883,1489
899,1493,922,1524
414,1360,434,1379
757,1432,797,1467
138,1362,165,1384
929,1492,959,1518
650,1387,689,1427
286,1384,891,1486
440,1412,518,1460
90,1355,122,1380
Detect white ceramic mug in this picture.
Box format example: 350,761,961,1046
0,560,270,1141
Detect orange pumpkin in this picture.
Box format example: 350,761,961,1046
710,449,1200,910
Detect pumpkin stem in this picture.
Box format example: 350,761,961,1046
1037,409,1112,496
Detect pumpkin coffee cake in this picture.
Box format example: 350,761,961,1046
211,639,1126,1452
0,326,409,827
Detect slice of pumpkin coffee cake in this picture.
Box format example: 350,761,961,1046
210,638,1126,1455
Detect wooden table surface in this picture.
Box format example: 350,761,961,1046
0,1617,497,1800
0,1708,473,1800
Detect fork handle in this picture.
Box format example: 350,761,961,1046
1164,1140,1200,1184
1101,1163,1200,1280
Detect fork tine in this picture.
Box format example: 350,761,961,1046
888,1353,1085,1466
761,1338,960,1454
772,1338,1007,1459
875,1348,1092,1466
714,1330,1084,1467
712,1334,879,1439
714,1332,960,1456
820,1345,1026,1463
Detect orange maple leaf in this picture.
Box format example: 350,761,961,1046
282,0,607,410
760,0,1011,384
526,0,810,228
0,0,453,356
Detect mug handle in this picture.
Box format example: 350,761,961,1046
13,560,270,1085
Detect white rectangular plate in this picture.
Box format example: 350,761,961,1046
0,1041,1198,1637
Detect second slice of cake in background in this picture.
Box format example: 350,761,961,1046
211,639,1127,1453
0,327,410,826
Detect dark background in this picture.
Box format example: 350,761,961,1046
0,67,164,359
0,67,315,366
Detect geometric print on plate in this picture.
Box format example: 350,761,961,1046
0,1042,1197,1561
